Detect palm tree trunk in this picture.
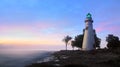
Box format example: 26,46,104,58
66,43,67,50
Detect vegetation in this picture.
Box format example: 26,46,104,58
62,35,72,50
62,31,120,52
106,34,120,50
71,32,101,49
71,34,83,49
94,34,101,49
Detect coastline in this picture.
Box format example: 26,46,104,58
26,49,120,67
35,51,55,63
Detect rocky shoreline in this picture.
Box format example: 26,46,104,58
26,49,120,67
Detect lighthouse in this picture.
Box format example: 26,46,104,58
82,13,95,50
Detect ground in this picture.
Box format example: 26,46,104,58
26,49,120,67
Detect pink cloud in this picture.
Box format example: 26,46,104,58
95,17,120,33
95,22,110,33
95,24,120,33
0,20,71,38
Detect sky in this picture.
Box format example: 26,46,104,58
0,0,120,50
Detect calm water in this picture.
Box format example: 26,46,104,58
0,49,53,67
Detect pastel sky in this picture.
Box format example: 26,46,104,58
0,0,120,50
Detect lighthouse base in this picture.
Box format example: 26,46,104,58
82,28,95,51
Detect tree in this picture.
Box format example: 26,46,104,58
94,34,101,49
71,40,75,50
71,34,83,48
63,35,72,50
71,33,101,49
106,34,120,50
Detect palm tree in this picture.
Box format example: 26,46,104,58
63,35,72,50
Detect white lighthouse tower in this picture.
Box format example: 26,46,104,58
82,13,95,50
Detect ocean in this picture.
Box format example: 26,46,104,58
0,49,53,67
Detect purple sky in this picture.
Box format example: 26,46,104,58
0,0,120,50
